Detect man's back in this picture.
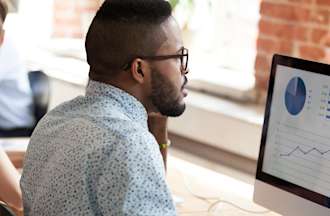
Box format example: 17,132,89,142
21,81,176,215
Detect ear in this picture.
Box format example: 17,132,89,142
130,58,149,84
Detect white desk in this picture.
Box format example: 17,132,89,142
0,138,29,151
167,156,280,216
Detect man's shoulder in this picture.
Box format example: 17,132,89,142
34,96,147,139
30,95,151,150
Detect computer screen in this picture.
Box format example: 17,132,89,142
254,54,330,215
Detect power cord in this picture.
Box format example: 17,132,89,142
207,199,271,214
181,173,271,215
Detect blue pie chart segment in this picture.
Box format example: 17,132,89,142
285,77,306,115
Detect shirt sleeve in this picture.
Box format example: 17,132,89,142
95,132,176,216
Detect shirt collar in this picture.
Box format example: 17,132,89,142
86,80,148,128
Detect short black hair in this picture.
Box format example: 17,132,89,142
85,0,173,81
0,0,8,22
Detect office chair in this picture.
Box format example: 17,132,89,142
28,70,50,124
0,70,50,137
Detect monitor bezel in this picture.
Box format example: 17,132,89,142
256,54,330,208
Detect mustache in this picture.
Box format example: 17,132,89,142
181,76,188,90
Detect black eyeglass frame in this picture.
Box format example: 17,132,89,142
122,47,189,73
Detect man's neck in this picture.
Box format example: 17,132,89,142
92,76,152,113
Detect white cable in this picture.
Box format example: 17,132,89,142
208,199,270,214
182,174,219,203
181,172,270,215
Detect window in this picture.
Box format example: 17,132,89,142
4,0,54,47
5,0,261,101
172,0,261,101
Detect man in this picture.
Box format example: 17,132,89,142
21,0,189,215
0,0,35,133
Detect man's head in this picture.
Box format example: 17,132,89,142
0,0,7,46
85,0,188,117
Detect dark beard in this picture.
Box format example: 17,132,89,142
150,69,186,117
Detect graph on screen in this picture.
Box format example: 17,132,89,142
280,146,330,157
266,122,330,197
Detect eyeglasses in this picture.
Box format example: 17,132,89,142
122,47,189,73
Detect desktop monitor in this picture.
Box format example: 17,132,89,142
254,54,330,215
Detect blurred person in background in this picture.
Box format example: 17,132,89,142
0,0,35,135
0,1,24,214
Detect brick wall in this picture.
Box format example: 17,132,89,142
255,0,330,91
53,0,102,38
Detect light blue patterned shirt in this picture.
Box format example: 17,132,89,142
21,80,176,216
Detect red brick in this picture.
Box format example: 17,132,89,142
288,0,312,3
76,6,99,13
259,19,308,41
255,54,271,72
53,0,98,39
77,0,100,12
294,26,309,41
311,28,328,43
53,29,83,39
316,0,330,6
257,38,293,55
324,37,330,47
54,0,76,11
260,2,310,22
259,19,290,38
53,6,78,19
255,70,270,91
54,16,81,27
310,9,330,25
299,45,326,60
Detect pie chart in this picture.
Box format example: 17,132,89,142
285,77,306,115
